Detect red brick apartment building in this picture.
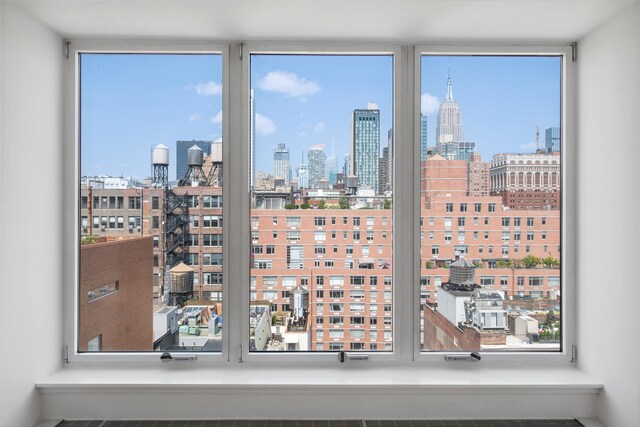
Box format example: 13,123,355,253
79,237,154,351
81,185,223,302
80,154,560,351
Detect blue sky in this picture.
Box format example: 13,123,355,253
421,55,561,161
81,53,223,181
251,55,393,175
80,53,560,180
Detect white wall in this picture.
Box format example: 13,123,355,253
1,1,639,425
0,3,64,426
577,4,640,427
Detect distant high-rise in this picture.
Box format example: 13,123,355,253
298,164,309,189
436,71,464,144
387,128,394,192
351,103,380,194
458,141,476,162
545,127,560,153
249,89,256,189
342,154,351,177
307,144,326,189
379,147,389,194
273,143,290,186
420,114,428,161
176,140,211,181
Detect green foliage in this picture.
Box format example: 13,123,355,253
81,234,97,245
383,199,392,209
522,255,542,268
300,203,310,209
338,197,349,209
542,256,560,268
284,203,298,210
317,200,327,209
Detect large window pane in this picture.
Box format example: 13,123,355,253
79,53,223,352
249,54,393,352
419,55,561,352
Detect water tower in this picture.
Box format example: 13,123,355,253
152,144,169,188
180,145,209,186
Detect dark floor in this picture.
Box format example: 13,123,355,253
57,420,585,427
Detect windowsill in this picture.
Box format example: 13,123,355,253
36,365,602,393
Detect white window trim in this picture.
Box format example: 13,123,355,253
240,43,404,363
413,45,575,364
63,40,575,367
64,40,230,363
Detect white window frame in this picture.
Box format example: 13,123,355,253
413,45,575,364
64,40,230,363
63,41,575,367
241,43,403,363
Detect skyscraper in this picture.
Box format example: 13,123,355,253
307,144,326,189
249,89,256,189
436,71,464,144
273,143,290,186
351,103,380,194
458,141,476,162
297,164,309,189
387,128,394,192
420,114,428,161
545,127,560,152
176,140,211,181
379,147,389,194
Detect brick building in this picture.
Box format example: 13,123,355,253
467,152,490,197
80,184,223,303
79,237,154,351
489,152,561,210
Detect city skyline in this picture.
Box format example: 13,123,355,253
80,54,560,182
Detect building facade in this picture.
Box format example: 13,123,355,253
490,152,561,210
351,105,380,194
273,143,290,186
467,152,491,197
436,73,463,144
79,237,154,351
545,126,560,153
307,144,326,189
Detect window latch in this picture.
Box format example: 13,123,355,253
444,352,481,362
338,351,370,363
160,352,197,362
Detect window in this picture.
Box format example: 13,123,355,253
419,53,562,352
71,43,568,362
77,50,223,354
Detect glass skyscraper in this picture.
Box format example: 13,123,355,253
273,143,290,186
545,126,560,152
351,104,380,194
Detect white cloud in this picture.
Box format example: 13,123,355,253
188,113,201,123
298,131,307,137
190,81,222,96
258,71,320,98
211,111,223,125
421,92,440,115
519,142,537,150
256,113,277,135
313,122,326,133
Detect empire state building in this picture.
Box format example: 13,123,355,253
436,71,464,144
